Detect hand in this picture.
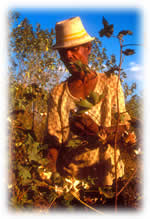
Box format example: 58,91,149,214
124,131,136,145
70,113,99,136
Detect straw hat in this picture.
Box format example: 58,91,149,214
53,16,95,49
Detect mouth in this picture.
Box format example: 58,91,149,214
65,60,88,74
66,62,77,71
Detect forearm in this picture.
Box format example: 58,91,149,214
48,147,59,163
47,147,59,172
44,134,60,172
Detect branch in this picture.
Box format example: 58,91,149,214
117,168,137,197
71,191,104,215
48,196,57,208
18,187,30,202
122,44,143,47
114,38,123,211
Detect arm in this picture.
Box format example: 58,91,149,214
45,89,63,172
44,133,60,172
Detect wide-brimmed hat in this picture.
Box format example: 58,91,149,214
52,16,95,49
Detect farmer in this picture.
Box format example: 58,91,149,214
45,17,136,186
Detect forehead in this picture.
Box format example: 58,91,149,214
58,44,83,52
58,43,88,51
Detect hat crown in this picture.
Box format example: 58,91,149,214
53,16,95,49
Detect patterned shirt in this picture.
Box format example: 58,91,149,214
47,72,131,185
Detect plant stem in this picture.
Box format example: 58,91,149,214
71,191,104,215
32,101,35,131
117,168,137,197
18,187,30,202
49,196,57,208
114,38,123,212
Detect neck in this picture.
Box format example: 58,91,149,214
68,71,97,99
69,70,97,83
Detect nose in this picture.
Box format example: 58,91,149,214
65,49,73,60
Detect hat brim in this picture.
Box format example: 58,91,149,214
52,37,95,50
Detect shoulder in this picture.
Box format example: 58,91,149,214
48,81,66,105
50,81,66,97
97,72,118,85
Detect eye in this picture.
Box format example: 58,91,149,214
71,47,79,52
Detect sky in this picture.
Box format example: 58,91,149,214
10,8,143,95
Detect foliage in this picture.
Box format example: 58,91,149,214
99,17,114,38
89,37,107,72
8,11,65,89
8,12,143,212
74,91,105,114
126,94,143,119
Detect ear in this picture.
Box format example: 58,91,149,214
86,42,92,54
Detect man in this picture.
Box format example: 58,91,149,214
46,17,135,186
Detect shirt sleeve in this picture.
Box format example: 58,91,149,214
47,87,63,146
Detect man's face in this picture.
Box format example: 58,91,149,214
58,43,91,76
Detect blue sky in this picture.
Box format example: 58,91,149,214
11,8,143,95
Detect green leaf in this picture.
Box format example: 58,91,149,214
76,98,93,109
63,192,74,201
39,158,49,165
122,49,135,56
102,17,109,27
98,187,115,199
88,92,100,105
33,179,49,188
87,92,105,105
119,114,125,122
76,108,88,114
27,140,41,163
99,17,114,38
110,55,116,65
18,165,31,180
118,30,133,37
70,61,90,74
46,190,58,203
98,93,105,102
66,138,82,148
